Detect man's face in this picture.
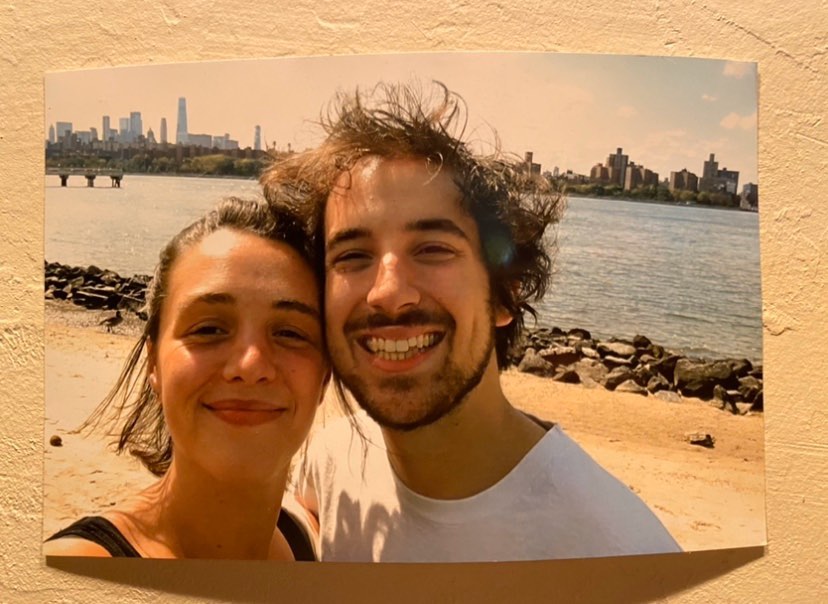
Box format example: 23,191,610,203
323,156,510,431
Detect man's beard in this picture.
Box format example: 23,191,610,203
332,306,496,432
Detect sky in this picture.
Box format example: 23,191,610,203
45,52,758,185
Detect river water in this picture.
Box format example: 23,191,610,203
45,175,763,362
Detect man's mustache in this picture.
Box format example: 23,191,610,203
343,308,455,333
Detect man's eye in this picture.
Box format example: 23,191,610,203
330,250,372,270
416,244,456,260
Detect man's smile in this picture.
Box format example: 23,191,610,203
361,332,444,361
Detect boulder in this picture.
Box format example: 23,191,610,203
615,380,648,396
567,327,592,341
632,334,652,349
573,358,609,387
655,390,682,403
539,345,581,367
684,432,715,448
646,374,671,393
553,369,581,384
518,348,556,377
728,358,754,378
674,358,735,399
602,354,634,369
604,366,633,391
597,341,637,358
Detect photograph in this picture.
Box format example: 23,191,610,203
43,51,764,562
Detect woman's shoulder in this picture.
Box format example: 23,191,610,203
43,515,141,558
43,534,113,557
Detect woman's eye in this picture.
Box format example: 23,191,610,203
188,324,226,337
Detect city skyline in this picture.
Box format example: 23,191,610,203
45,53,758,184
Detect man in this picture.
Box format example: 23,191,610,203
262,82,680,562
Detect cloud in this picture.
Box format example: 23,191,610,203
723,61,752,79
617,105,637,118
720,111,757,131
702,93,717,102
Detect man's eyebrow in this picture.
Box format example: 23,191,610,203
326,227,370,252
405,218,470,241
183,293,319,319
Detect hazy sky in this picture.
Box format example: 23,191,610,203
45,52,758,184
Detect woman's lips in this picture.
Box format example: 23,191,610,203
203,400,287,426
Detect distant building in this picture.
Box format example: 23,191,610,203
188,133,213,148
176,97,189,144
118,117,130,143
741,182,759,209
521,151,541,175
699,153,739,194
48,124,55,144
212,133,240,150
254,125,262,151
552,166,560,178
590,163,609,183
160,118,168,144
129,111,143,141
55,121,72,141
102,115,111,141
624,163,658,191
89,127,98,141
147,128,157,145
606,147,628,187
669,168,698,192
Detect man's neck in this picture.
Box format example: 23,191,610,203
380,358,546,500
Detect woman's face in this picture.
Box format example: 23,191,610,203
148,228,327,482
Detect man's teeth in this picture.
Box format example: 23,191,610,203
366,334,437,360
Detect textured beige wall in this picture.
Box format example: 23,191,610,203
1,1,826,602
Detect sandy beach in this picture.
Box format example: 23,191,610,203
43,300,766,553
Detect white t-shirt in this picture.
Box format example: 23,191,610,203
298,413,681,562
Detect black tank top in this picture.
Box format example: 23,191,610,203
46,511,316,560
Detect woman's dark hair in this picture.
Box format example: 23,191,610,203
81,197,318,476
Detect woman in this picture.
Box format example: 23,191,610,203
44,197,328,559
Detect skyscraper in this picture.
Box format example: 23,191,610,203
176,97,188,144
55,122,72,141
102,115,111,141
160,118,168,144
119,118,130,143
48,124,55,144
254,125,261,151
129,111,143,140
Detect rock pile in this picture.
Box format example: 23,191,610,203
45,261,150,317
512,327,763,413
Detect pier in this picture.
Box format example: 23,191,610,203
46,168,124,187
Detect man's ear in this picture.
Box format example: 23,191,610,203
495,305,514,328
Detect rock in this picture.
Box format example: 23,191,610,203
567,327,592,341
539,345,580,367
573,358,609,386
604,367,633,390
646,374,671,393
655,390,682,403
674,358,735,399
751,391,764,412
581,346,600,359
738,376,762,403
728,358,753,378
651,354,682,383
49,435,63,447
713,384,739,414
684,432,715,448
615,379,648,396
553,369,581,384
518,348,556,377
597,341,637,358
632,334,652,349
602,354,634,369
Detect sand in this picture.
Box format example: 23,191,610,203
43,300,766,553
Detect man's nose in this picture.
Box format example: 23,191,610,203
366,252,420,313
223,332,278,383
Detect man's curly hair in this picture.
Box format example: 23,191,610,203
261,81,564,368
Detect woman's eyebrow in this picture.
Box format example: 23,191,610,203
273,299,320,319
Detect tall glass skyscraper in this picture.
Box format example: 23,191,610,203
176,97,188,144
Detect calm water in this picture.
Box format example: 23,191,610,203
45,177,763,362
